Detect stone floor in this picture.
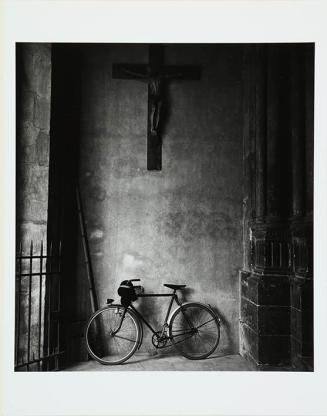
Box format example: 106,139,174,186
64,352,255,371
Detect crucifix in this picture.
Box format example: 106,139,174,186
112,45,201,170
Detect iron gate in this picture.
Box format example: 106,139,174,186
15,241,64,371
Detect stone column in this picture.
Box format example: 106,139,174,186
16,43,52,368
255,45,267,220
304,44,314,217
47,45,83,364
240,44,314,370
16,44,52,247
240,45,295,369
265,46,280,219
289,45,314,370
290,47,305,218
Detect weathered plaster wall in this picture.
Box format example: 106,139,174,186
77,44,244,354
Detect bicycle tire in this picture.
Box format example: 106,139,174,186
169,302,220,360
85,305,140,365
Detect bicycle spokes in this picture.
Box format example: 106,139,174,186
169,303,220,359
113,333,138,343
86,306,140,364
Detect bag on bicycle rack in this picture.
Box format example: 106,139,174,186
118,280,138,307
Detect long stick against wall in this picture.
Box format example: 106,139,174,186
76,185,99,313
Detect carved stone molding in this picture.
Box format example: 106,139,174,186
290,216,313,278
249,216,313,279
250,222,291,274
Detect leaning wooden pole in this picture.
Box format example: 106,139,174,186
76,185,99,313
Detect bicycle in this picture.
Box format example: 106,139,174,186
85,279,221,365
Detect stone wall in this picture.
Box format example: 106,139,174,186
16,43,52,246
16,43,52,368
73,44,244,356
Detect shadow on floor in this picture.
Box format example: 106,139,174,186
64,353,256,371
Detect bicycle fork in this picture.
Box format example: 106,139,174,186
111,307,127,336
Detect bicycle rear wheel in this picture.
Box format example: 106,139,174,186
85,305,140,365
169,303,220,360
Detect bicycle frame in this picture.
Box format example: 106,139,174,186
129,292,183,339
112,290,217,351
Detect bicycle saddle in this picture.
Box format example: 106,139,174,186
164,284,186,290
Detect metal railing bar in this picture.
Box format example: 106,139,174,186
47,242,52,371
16,272,60,277
15,241,63,371
17,255,61,260
27,241,33,371
38,240,43,370
15,242,23,366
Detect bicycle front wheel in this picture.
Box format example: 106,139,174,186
85,305,140,365
169,303,220,360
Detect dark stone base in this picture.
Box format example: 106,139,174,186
240,270,291,367
240,322,291,367
290,276,313,370
241,270,290,306
240,270,313,371
241,331,312,371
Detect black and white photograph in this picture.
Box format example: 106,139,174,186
2,1,327,415
15,41,314,373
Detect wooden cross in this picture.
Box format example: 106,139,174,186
112,45,201,170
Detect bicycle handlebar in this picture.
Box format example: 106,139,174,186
128,279,140,282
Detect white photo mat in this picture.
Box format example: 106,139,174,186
1,1,327,415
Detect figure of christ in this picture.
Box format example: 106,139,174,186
122,66,181,136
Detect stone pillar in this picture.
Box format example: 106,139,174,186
290,47,305,218
255,46,267,220
289,45,314,370
16,44,52,247
304,45,314,217
16,43,52,368
240,44,313,370
266,46,292,220
265,46,280,219
46,45,83,365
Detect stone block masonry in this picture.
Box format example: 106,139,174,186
16,43,52,248
16,44,52,370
